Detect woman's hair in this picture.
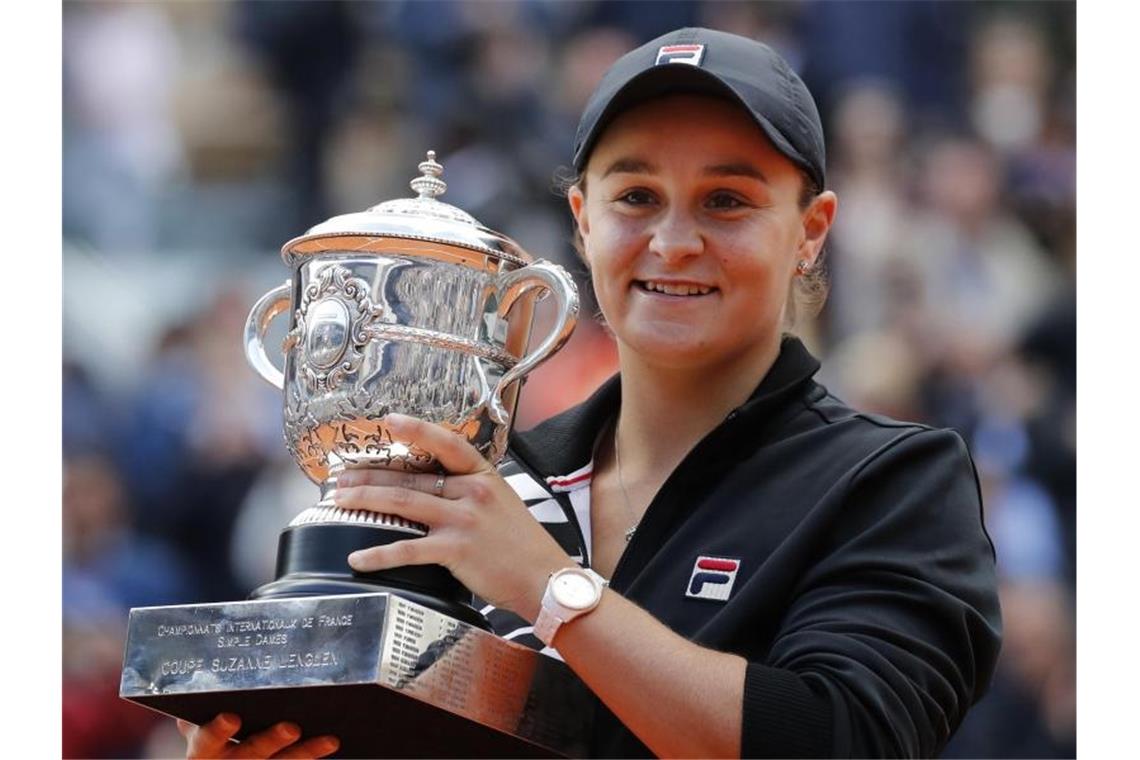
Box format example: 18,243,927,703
554,168,829,332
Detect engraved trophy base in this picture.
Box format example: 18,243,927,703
252,523,491,630
120,593,592,758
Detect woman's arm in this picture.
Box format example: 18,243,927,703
532,588,748,758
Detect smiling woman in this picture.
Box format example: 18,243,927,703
182,27,1001,760
568,94,836,379
565,133,828,341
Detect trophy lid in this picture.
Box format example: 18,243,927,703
280,151,531,268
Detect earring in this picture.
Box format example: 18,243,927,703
796,260,810,274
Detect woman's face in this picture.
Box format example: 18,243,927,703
569,94,835,373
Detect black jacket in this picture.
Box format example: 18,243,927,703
506,337,1002,758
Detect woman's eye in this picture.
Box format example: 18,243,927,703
616,189,656,206
707,192,748,210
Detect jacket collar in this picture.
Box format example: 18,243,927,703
510,335,821,478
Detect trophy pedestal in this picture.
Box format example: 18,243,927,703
120,593,592,758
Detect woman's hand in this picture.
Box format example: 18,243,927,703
177,714,339,759
335,413,574,621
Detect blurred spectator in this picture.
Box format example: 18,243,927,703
970,15,1052,154
578,0,702,47
233,0,361,233
943,581,1076,758
118,287,282,603
229,461,317,593
823,328,924,423
825,80,912,341
799,0,970,130
904,135,1063,360
117,319,200,515
940,335,1075,759
62,454,193,758
64,454,193,619
63,360,120,458
969,12,1076,293
1018,295,1077,573
63,1,184,252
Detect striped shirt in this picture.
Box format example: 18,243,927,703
477,455,595,659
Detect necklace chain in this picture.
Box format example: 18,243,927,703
613,423,639,543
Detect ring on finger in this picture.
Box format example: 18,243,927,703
432,474,446,497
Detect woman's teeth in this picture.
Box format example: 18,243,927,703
641,280,713,296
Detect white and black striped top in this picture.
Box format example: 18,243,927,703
476,456,596,660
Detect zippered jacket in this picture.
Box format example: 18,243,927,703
490,336,1002,758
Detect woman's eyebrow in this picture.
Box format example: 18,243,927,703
600,157,658,179
703,162,769,183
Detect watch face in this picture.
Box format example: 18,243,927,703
552,571,599,610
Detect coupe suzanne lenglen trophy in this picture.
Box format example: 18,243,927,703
119,152,594,757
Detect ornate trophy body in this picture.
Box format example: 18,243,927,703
240,152,578,626
120,154,592,757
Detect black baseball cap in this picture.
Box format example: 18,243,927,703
572,27,826,190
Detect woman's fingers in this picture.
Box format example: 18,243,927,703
334,484,449,524
385,414,490,475
336,467,458,498
228,721,303,760
348,537,441,573
180,714,339,759
184,713,241,758
271,735,341,759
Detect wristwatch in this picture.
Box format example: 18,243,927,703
533,567,608,647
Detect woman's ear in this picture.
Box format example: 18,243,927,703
568,184,591,259
799,190,838,268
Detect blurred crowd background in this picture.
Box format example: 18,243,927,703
62,1,1076,757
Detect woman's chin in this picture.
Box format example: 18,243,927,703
619,329,725,370
615,322,781,375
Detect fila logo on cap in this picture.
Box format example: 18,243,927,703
656,44,705,67
686,556,741,601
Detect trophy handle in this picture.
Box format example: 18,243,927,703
491,261,579,424
244,280,292,390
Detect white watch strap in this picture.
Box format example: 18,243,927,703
534,568,607,647
533,606,563,647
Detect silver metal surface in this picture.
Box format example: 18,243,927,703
244,152,579,529
121,593,592,757
287,504,428,534
244,281,291,391
279,151,530,269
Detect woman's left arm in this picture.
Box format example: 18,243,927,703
336,413,748,758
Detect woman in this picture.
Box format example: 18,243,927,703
183,27,1000,758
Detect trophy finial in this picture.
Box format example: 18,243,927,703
410,150,447,200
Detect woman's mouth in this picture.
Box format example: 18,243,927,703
635,279,717,296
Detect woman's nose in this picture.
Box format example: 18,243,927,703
648,209,704,264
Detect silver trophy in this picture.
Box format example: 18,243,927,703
120,154,592,757
241,151,578,624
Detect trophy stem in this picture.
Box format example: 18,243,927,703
315,473,338,510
